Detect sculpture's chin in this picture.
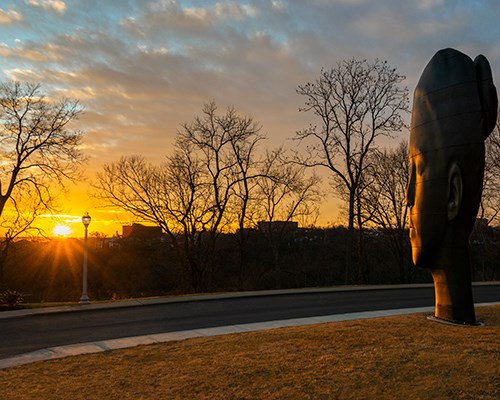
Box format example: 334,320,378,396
411,243,436,269
411,248,421,268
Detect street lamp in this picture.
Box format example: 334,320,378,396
79,212,91,304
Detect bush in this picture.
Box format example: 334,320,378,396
0,290,24,308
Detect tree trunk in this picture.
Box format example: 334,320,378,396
345,191,356,285
273,244,281,290
0,238,12,291
357,221,367,284
237,229,247,291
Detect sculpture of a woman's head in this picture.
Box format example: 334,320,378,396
407,48,497,324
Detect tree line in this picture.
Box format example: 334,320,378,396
0,58,499,298
2,223,498,302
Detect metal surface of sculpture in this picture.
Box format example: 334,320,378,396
407,48,498,325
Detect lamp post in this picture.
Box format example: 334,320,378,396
80,212,91,304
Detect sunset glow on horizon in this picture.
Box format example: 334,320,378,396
40,208,134,238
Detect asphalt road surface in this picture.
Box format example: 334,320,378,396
0,285,498,359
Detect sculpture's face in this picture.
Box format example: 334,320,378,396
406,145,448,268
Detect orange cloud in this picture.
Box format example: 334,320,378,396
27,0,66,14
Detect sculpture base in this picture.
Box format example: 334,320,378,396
426,315,483,327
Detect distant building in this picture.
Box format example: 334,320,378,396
104,237,121,248
122,223,162,239
257,220,298,234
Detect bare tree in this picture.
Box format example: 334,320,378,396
358,141,410,282
95,102,265,291
0,81,84,287
0,194,44,288
177,101,264,289
255,147,321,289
295,58,409,283
480,115,500,225
469,113,500,281
177,102,263,229
94,151,209,291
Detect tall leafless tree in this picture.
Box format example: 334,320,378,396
295,58,409,283
0,81,85,287
176,102,264,289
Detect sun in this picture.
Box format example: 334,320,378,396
53,225,72,237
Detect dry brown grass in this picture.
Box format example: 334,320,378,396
1,306,498,400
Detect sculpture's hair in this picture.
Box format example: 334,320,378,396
474,54,498,139
411,48,497,154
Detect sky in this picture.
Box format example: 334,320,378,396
0,0,499,237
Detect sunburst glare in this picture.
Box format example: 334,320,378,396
53,225,72,237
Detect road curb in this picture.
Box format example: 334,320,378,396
1,302,499,371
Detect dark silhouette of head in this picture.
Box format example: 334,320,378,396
407,48,497,324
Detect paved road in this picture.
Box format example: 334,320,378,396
1,285,498,359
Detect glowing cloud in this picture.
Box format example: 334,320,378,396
27,0,66,14
0,8,22,24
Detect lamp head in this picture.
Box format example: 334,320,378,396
82,212,91,227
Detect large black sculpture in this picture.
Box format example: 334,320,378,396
407,48,497,325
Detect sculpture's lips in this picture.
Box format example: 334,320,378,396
408,218,417,243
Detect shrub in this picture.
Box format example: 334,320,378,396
0,290,24,308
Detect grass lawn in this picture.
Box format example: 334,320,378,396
0,305,498,400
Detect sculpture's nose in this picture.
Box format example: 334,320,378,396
405,169,415,208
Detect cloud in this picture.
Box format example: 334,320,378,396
0,41,65,62
416,0,445,10
27,0,66,14
7,2,498,143
213,2,258,20
0,8,22,24
3,6,306,155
